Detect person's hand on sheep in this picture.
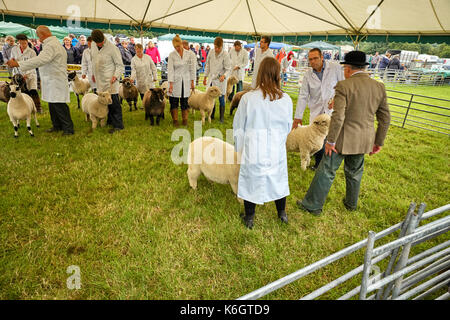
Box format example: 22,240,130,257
92,75,96,83
292,118,302,130
110,76,117,85
369,145,382,156
190,80,195,92
219,75,225,82
82,75,86,79
325,141,338,157
23,75,28,80
328,98,334,110
169,82,173,94
6,58,19,68
233,66,240,71
203,77,207,86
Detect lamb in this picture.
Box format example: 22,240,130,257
242,81,252,91
226,75,239,101
187,86,222,124
0,81,11,103
160,80,169,98
119,77,139,111
187,136,242,203
229,89,250,116
68,71,91,109
143,88,165,126
7,84,39,138
81,92,112,130
286,113,331,171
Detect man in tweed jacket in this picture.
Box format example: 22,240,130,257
298,51,391,215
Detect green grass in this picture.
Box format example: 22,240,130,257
0,85,449,300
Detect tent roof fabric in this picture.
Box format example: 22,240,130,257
158,33,215,43
0,21,36,39
2,1,449,43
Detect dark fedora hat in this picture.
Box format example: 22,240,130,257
340,50,369,66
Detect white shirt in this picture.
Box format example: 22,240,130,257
11,45,37,90
294,61,344,124
233,89,293,204
18,36,70,103
90,39,124,94
251,47,274,88
205,49,231,95
229,48,249,81
131,54,158,93
167,49,196,98
81,47,96,89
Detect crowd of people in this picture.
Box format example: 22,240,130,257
3,27,391,229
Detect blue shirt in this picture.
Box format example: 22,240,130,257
313,62,325,81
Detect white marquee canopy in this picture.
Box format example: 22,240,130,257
2,0,449,38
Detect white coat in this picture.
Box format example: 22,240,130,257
229,48,249,81
204,49,231,95
233,89,293,205
11,45,37,90
167,49,196,98
18,36,70,103
131,54,158,94
251,47,274,88
294,61,344,124
81,48,96,89
90,39,124,94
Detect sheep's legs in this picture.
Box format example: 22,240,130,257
100,118,106,127
134,100,138,111
26,117,34,137
156,114,162,126
33,109,40,127
91,116,98,130
12,119,19,138
127,99,132,112
149,115,154,126
300,151,310,171
76,94,80,109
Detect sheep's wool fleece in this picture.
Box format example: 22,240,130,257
18,36,69,103
233,89,293,204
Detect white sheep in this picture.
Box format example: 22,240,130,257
81,92,112,130
7,84,39,138
187,136,242,203
160,80,169,98
242,81,252,91
286,113,331,171
188,86,222,124
68,71,91,109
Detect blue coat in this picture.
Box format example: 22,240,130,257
233,90,293,204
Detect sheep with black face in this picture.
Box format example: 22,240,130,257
143,87,165,126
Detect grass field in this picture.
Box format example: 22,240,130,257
0,83,449,300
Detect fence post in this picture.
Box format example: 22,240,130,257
359,231,376,300
402,94,415,129
376,202,416,300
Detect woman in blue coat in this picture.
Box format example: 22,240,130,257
233,57,293,229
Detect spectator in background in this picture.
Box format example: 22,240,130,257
2,35,15,76
128,37,136,56
63,36,78,64
205,45,211,57
74,35,88,64
370,51,380,68
120,41,133,77
145,41,161,65
378,52,391,80
200,45,207,72
276,47,286,64
387,54,401,81
69,34,78,47
182,40,200,85
34,39,42,55
281,51,295,86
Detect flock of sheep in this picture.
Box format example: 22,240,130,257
1,71,331,203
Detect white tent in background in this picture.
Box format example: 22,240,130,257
1,0,449,44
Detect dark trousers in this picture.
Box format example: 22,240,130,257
301,152,365,211
107,94,124,129
169,82,189,110
244,197,286,218
48,103,74,133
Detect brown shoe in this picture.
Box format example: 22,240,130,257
171,108,179,127
181,109,189,126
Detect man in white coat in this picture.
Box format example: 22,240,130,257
292,48,344,169
228,40,249,101
203,37,231,123
7,26,74,135
81,36,96,93
251,35,273,89
10,33,42,113
90,30,125,134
